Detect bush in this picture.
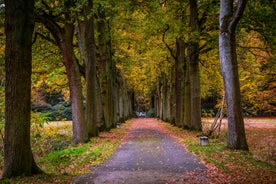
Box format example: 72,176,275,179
202,109,215,117
62,107,72,120
33,102,72,121
147,108,155,117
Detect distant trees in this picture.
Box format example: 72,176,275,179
2,0,42,177
238,0,276,116
154,0,215,130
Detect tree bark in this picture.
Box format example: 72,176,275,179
78,0,98,137
162,75,171,122
62,24,88,143
183,56,191,128
3,0,42,177
188,0,202,130
175,38,185,128
219,0,248,150
170,61,176,124
97,4,114,130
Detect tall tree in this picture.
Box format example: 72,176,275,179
35,0,88,143
219,0,248,150
2,0,42,177
175,37,186,128
187,0,201,130
96,3,115,130
78,0,98,137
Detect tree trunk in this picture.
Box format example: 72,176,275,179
78,0,98,137
113,80,119,123
163,81,170,122
62,24,88,143
183,57,191,128
3,0,42,177
175,38,185,128
34,0,88,144
97,5,114,130
162,74,171,122
95,76,104,129
170,61,176,124
188,0,202,131
219,0,248,150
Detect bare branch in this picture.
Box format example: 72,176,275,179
32,32,57,45
34,10,63,48
162,24,176,60
230,0,247,31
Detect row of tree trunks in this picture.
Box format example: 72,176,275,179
154,68,174,123
95,4,134,127
156,1,202,131
34,0,134,144
95,3,134,128
116,74,133,123
156,0,249,150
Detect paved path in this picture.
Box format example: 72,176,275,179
72,118,207,184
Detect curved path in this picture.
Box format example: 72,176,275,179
72,118,207,184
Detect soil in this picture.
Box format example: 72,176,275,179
202,117,276,129
71,118,208,184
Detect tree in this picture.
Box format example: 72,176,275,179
78,0,98,137
2,0,42,177
238,0,276,116
219,0,248,150
35,0,88,143
187,0,201,130
96,3,115,130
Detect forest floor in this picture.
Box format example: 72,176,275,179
0,117,275,183
71,118,276,184
71,118,208,184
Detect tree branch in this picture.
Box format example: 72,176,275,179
32,32,57,45
230,0,247,31
162,24,176,60
34,9,63,48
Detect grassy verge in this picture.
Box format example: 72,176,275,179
159,120,276,183
0,120,131,183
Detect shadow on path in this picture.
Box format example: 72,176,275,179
71,118,207,184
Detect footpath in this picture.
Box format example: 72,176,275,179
71,118,208,184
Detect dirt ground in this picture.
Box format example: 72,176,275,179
202,117,276,129
71,119,208,184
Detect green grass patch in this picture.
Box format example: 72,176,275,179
0,120,131,183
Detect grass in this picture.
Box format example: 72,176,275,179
159,120,276,183
0,120,131,183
